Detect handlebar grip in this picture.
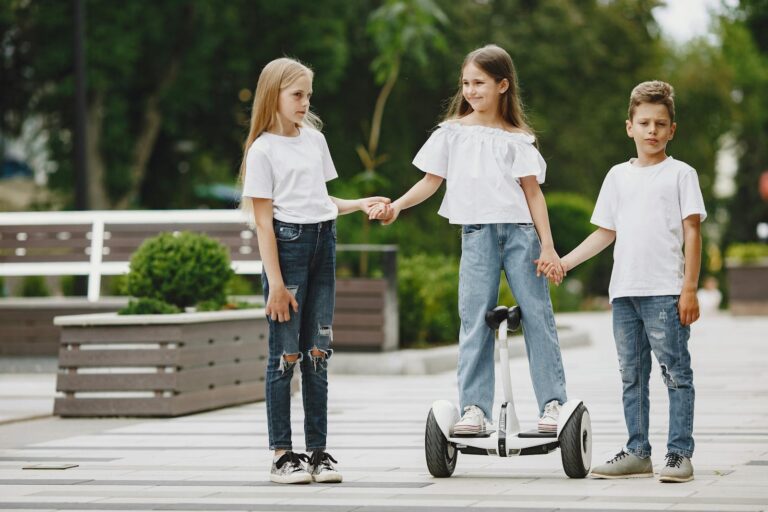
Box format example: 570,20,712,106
485,306,509,330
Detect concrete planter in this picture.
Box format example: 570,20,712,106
53,309,270,417
726,259,768,315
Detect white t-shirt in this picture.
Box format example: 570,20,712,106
242,127,338,223
591,157,707,302
412,122,546,224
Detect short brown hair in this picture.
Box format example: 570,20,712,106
628,80,675,121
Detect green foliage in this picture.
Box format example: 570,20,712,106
398,254,459,346
60,276,76,297
124,232,234,311
119,298,181,315
6,0,764,300
0,276,6,297
725,243,768,264
546,192,594,255
225,274,258,296
367,0,448,84
720,2,768,245
18,276,50,297
107,275,129,296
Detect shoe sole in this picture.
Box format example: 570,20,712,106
313,474,343,483
270,474,312,484
659,475,694,483
590,472,654,479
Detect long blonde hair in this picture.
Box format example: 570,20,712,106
238,57,322,223
443,44,533,135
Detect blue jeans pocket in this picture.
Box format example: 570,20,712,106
275,222,301,242
462,224,484,236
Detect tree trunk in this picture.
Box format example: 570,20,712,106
114,5,195,209
85,90,109,209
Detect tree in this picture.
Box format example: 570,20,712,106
721,0,768,244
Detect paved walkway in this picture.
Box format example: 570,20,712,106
0,311,766,511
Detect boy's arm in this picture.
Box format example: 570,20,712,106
560,227,616,273
375,173,444,225
678,214,702,326
520,177,562,279
250,198,298,322
330,196,391,216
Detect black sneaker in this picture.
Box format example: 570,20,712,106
307,450,342,483
270,451,311,484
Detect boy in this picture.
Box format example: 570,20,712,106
546,80,706,482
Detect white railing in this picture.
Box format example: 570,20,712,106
0,210,259,302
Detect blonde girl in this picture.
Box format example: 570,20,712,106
240,57,388,484
371,44,568,435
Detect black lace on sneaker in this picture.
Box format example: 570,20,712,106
276,451,309,472
608,450,630,464
665,452,684,468
309,450,338,471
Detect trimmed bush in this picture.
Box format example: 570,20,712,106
121,298,182,315
123,232,234,311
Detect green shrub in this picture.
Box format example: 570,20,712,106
726,243,768,264
546,192,595,255
0,276,6,297
124,232,234,311
398,254,460,347
546,191,613,296
226,274,258,296
120,298,181,315
19,276,50,297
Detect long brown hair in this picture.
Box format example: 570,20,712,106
443,44,533,135
238,57,321,222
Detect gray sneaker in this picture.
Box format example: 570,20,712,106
590,450,654,479
270,451,311,484
307,450,342,483
659,452,694,483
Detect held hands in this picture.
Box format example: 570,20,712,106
359,196,391,216
678,289,700,326
534,247,566,285
368,201,400,225
266,285,299,323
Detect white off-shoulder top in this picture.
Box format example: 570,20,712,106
412,121,546,224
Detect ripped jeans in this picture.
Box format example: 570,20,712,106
612,295,695,459
263,219,336,451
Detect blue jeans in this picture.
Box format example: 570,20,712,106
263,219,336,451
612,296,695,459
457,223,567,419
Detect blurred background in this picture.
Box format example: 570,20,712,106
1,0,766,345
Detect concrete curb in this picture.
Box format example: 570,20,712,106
331,325,591,375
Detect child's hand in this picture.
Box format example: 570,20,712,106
678,289,700,325
534,247,564,284
378,203,401,225
368,201,391,220
360,196,391,216
266,285,299,323
369,202,400,225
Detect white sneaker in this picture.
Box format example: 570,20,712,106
452,405,486,435
538,400,561,433
307,450,342,483
270,451,311,484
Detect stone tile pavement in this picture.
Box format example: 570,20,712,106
0,311,766,511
